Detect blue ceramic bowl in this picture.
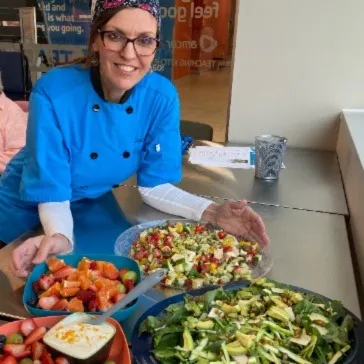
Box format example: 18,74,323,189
23,254,141,322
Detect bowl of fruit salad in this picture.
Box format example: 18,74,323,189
0,314,131,363
23,255,141,322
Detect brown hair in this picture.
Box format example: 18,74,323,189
58,8,121,67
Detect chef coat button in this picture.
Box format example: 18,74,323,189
126,106,133,114
90,152,98,160
93,104,100,112
123,151,131,159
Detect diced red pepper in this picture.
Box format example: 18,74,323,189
217,231,227,239
194,225,206,234
223,246,233,253
185,279,193,289
210,257,219,265
201,263,210,273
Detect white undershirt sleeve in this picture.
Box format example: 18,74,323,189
38,201,74,253
138,183,213,221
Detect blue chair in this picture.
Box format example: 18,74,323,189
0,49,32,101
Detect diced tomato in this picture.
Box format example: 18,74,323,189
147,233,159,245
210,257,219,265
153,249,162,258
194,225,205,234
201,263,210,273
134,251,145,260
217,231,227,239
223,246,233,253
200,255,210,263
185,279,193,289
163,240,172,248
248,250,257,257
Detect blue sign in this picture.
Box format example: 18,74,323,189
36,0,91,46
36,0,176,79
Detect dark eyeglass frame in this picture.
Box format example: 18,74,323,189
98,29,160,56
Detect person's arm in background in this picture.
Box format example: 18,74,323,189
0,97,27,173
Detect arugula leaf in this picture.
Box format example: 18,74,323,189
166,304,189,325
154,332,181,350
187,269,202,278
139,315,163,335
293,299,323,316
154,326,184,347
206,339,225,353
152,348,180,364
202,288,221,307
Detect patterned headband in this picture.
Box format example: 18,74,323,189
92,0,161,29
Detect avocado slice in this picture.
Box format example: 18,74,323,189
267,306,290,324
221,303,241,314
183,328,194,351
308,313,329,326
226,341,247,355
236,332,256,348
270,296,287,308
196,320,215,330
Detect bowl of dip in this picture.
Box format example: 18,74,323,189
43,313,123,363
0,315,131,364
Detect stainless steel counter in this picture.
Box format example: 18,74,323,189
124,142,349,215
0,187,359,342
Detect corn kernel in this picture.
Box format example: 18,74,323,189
210,263,217,270
211,269,217,275
172,248,179,253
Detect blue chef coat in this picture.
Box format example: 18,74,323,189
0,64,182,248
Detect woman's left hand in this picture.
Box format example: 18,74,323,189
202,200,270,246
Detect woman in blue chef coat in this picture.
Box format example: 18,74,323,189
0,0,269,277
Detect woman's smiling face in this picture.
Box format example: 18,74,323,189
93,8,158,94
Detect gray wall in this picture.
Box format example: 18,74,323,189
228,0,364,150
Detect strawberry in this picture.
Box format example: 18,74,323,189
38,275,55,291
0,356,17,364
3,344,32,358
51,298,68,311
24,327,47,346
88,298,98,312
52,266,75,280
76,290,96,305
32,282,43,295
32,341,44,360
55,357,71,364
124,279,135,292
41,348,55,364
89,261,97,270
20,318,37,337
38,295,60,310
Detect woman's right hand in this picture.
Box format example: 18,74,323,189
11,234,71,278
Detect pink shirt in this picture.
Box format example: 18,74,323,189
0,93,28,173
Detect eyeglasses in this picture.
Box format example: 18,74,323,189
98,30,159,56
